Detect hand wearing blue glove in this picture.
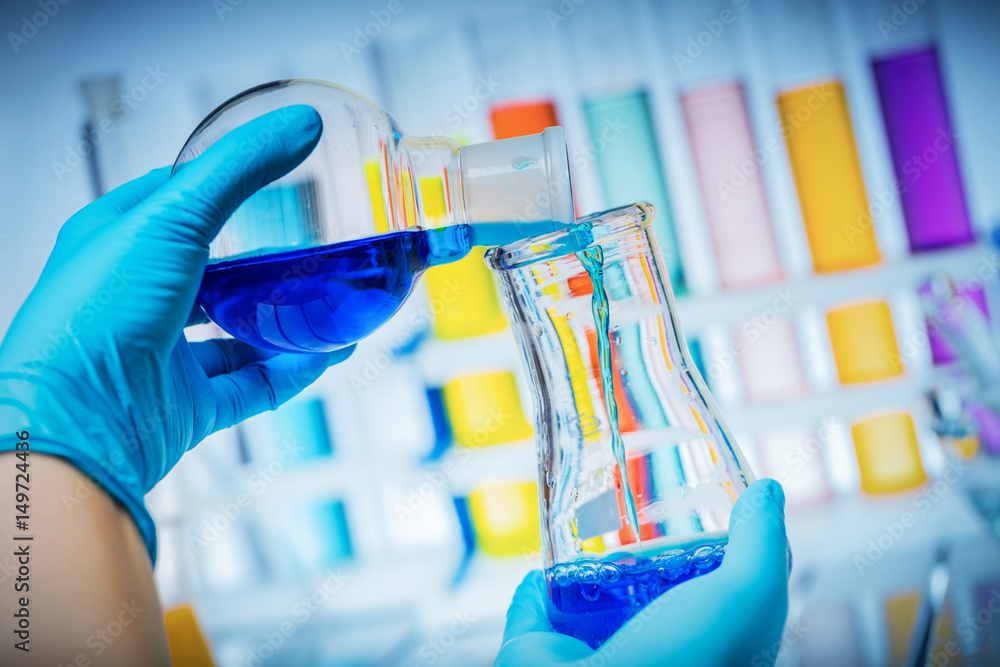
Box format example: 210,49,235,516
496,479,790,667
0,106,353,562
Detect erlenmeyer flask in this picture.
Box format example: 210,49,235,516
487,203,754,647
173,80,573,353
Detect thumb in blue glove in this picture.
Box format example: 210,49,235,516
496,479,790,667
0,105,354,562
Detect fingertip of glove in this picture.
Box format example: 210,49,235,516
276,104,323,143
760,478,785,511
324,344,356,366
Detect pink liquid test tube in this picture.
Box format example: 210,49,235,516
681,83,783,289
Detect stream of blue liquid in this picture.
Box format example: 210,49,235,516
198,221,563,353
575,246,640,543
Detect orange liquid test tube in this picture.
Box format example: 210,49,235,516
777,82,881,273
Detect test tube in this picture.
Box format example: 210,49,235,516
563,0,686,290
79,76,132,197
164,606,214,667
873,47,974,251
748,0,882,273
467,481,540,557
852,413,927,494
681,83,784,288
827,301,904,384
372,16,492,141
756,426,829,508
288,501,354,567
734,319,809,402
647,0,784,289
582,92,684,290
374,20,510,341
840,0,975,252
442,371,533,447
468,6,579,142
420,177,508,340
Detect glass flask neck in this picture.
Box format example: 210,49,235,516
402,127,575,252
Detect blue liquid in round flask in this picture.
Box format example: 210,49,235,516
173,80,573,353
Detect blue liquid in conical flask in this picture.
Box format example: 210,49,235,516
198,221,563,353
546,544,726,648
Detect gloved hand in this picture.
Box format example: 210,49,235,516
0,106,353,562
496,479,790,667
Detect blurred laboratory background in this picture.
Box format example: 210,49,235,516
3,0,1000,664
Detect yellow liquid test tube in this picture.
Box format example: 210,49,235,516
778,82,881,273
442,371,533,447
420,176,508,340
468,481,540,557
827,301,903,384
852,413,927,494
165,605,214,667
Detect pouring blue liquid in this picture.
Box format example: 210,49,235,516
198,221,563,353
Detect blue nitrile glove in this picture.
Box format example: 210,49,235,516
496,479,790,667
0,106,354,561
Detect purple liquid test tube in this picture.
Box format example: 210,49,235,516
873,47,974,250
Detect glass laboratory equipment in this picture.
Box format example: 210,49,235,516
487,202,754,647
172,80,573,353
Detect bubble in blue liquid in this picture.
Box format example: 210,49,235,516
600,564,621,583
579,563,600,584
546,543,727,648
693,545,718,569
580,584,601,602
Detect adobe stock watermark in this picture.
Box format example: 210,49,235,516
7,0,72,54
58,396,177,515
853,457,968,575
18,267,133,378
212,0,245,21
50,599,146,666
845,127,958,244
441,75,501,130
917,587,1000,666
877,0,930,40
769,419,842,489
52,66,170,182
340,0,407,63
187,440,306,552
716,84,835,201
545,0,588,30
956,588,1000,651
706,287,798,380
394,448,472,525
239,569,353,667
404,74,502,151
751,615,810,667
407,611,476,666
672,0,751,73
574,586,678,667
